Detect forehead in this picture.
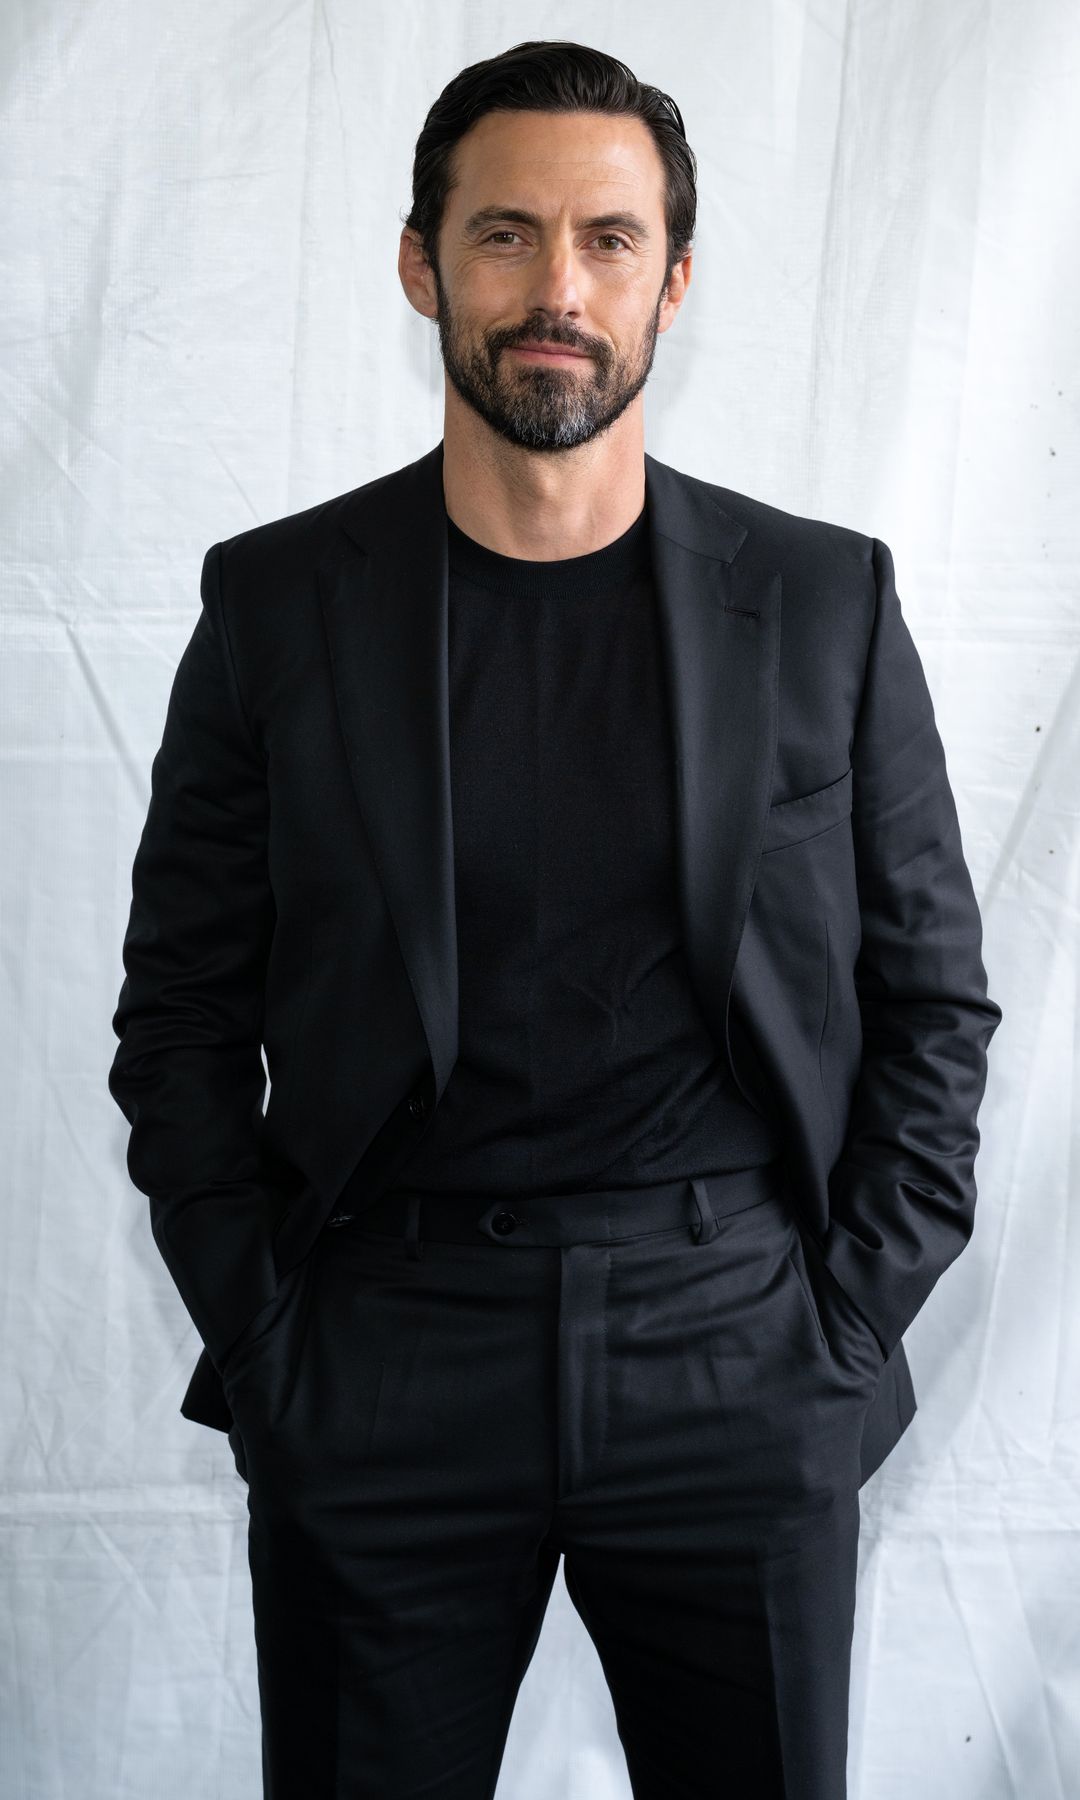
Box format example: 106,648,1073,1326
447,109,665,209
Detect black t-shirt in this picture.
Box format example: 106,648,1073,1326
383,497,781,1197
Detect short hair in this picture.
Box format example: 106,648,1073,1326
402,40,697,289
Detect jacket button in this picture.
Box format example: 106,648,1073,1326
491,1209,521,1236
408,1093,427,1119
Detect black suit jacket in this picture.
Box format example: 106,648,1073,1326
108,439,1001,1488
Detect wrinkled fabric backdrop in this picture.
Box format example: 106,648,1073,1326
2,1,1076,1795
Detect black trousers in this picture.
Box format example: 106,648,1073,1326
222,1160,884,1799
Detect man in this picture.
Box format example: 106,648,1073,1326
108,38,1001,1800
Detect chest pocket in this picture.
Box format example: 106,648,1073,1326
761,766,852,854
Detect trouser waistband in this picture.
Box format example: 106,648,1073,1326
324,1158,787,1259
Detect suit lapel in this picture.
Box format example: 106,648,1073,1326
317,447,460,1099
643,453,781,1067
318,440,781,1100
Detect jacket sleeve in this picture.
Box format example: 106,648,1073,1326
108,541,283,1371
821,537,1002,1359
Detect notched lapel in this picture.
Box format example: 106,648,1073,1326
644,455,781,1086
317,446,459,1100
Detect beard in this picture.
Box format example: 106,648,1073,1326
431,261,668,454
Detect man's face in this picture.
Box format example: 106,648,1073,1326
420,109,689,454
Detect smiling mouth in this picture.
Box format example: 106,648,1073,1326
508,345,591,363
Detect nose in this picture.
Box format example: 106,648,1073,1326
521,240,585,324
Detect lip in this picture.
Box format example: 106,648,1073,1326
509,344,591,362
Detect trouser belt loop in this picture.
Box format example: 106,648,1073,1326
690,1176,719,1245
405,1192,423,1261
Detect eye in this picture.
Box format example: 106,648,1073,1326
483,232,631,253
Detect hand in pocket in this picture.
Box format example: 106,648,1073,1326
795,1228,885,1390
218,1257,310,1394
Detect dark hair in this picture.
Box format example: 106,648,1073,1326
402,40,697,290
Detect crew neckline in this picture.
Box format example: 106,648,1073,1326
446,503,650,601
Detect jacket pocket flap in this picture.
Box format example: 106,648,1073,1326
762,766,853,853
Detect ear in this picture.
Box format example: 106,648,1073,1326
658,251,693,335
398,228,439,321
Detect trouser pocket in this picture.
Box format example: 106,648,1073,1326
785,1225,884,1392
219,1245,322,1434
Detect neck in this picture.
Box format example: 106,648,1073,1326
440,398,647,562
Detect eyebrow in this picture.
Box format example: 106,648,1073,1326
462,206,652,241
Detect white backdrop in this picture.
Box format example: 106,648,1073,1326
3,2,1078,1795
